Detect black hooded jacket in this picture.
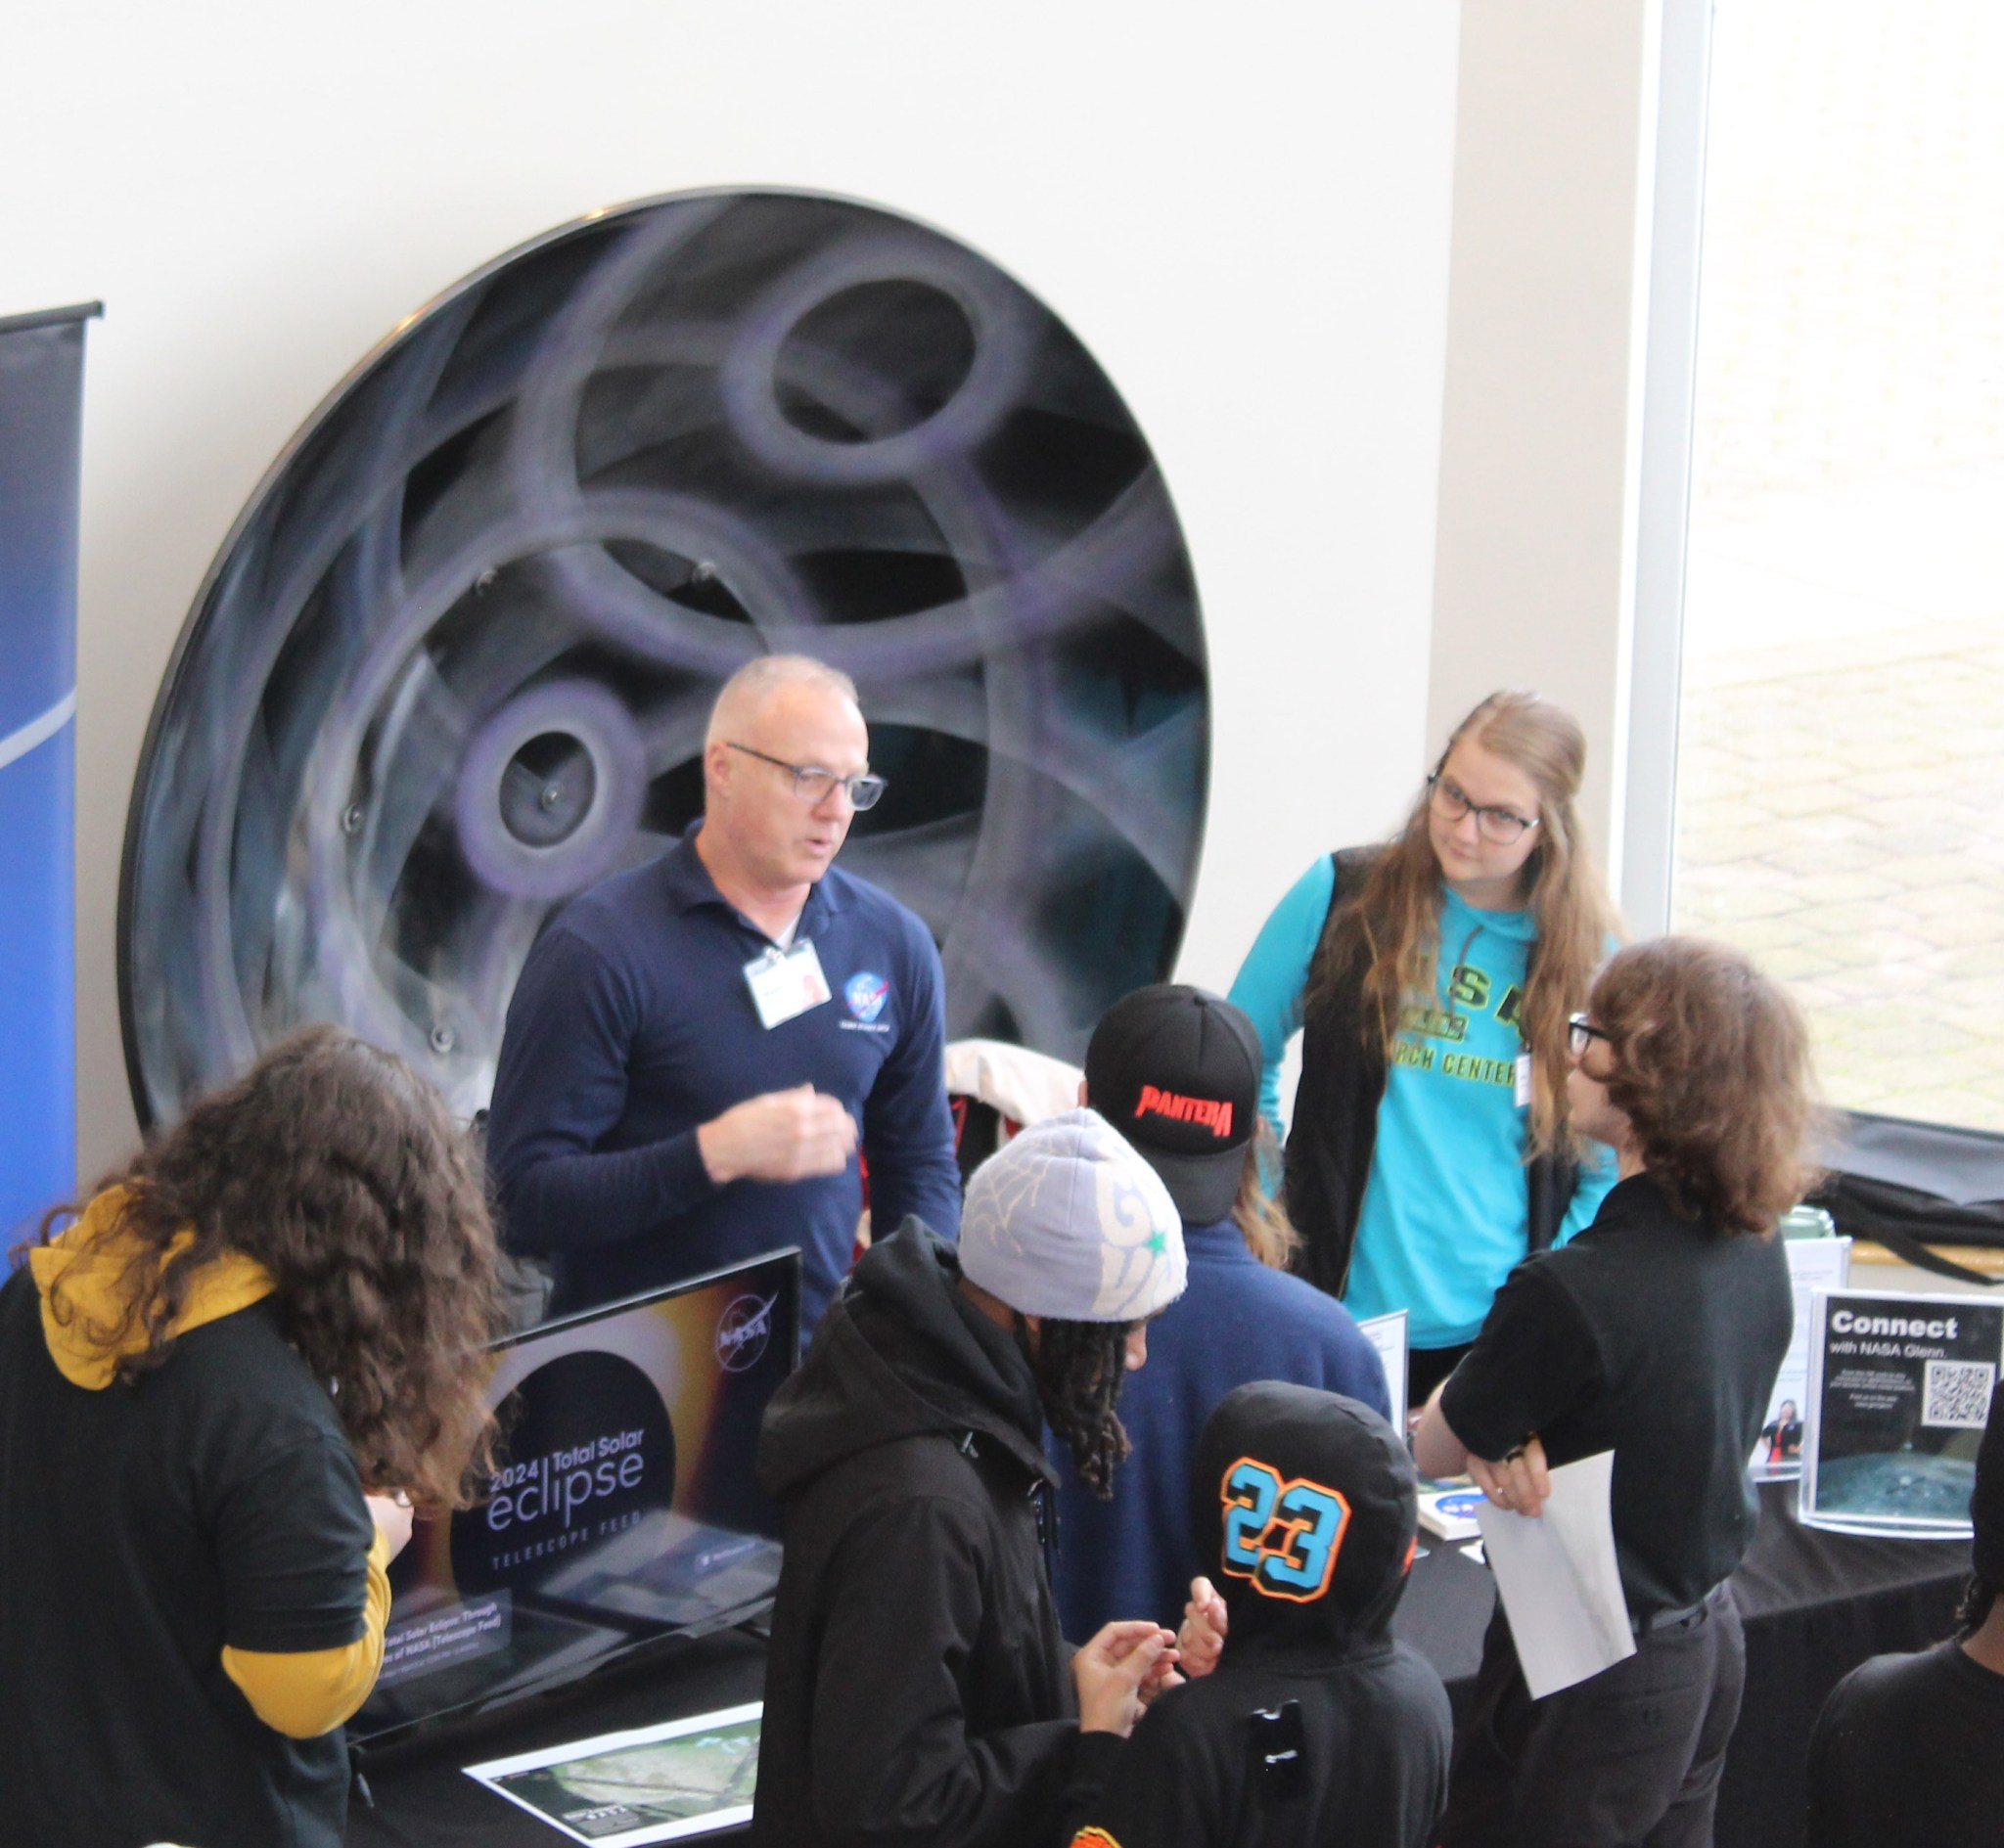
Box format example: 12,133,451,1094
752,1222,1121,1848
1064,1383,1451,1848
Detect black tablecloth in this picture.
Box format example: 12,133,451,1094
349,1479,1970,1848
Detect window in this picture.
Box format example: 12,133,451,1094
1672,1,2004,1132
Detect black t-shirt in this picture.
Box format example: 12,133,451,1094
1440,1174,1792,1616
0,1268,375,1848
1805,1639,2004,1847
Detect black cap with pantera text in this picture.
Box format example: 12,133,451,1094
1085,983,1260,1226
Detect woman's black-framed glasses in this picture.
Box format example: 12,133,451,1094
1428,773,1540,845
726,742,888,810
1568,1013,1613,1059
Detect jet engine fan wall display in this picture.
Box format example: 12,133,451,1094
121,190,1209,1129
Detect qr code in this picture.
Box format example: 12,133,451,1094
1922,1359,1997,1429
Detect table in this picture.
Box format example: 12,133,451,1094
349,1480,1969,1848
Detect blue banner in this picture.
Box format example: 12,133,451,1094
0,303,98,1244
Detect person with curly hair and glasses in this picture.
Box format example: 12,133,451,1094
1409,937,1813,1848
0,1025,507,1848
1228,691,1620,1404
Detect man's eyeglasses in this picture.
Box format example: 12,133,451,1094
1428,773,1540,845
726,742,888,810
1568,1013,1614,1059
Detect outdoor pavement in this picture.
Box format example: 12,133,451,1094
1672,615,2004,1133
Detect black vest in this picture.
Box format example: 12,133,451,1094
1282,848,1576,1304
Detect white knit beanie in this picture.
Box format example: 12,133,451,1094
957,1107,1187,1322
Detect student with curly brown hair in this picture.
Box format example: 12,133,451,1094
1410,937,1814,1848
0,1025,507,1848
1228,692,1620,1402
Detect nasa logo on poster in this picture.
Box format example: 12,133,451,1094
716,1292,778,1374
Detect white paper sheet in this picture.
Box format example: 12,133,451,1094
1474,1450,1634,1699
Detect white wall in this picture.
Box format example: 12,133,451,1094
1427,0,1660,879
3,0,1465,1178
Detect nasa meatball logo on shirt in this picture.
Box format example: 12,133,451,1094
843,971,890,1028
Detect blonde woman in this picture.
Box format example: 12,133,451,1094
1228,692,1619,1400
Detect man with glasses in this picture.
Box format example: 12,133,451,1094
486,654,960,1332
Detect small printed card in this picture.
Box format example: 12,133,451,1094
1748,1237,1852,1482
743,941,831,1029
1417,1485,1485,1543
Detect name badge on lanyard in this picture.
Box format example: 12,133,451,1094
744,939,832,1029
1515,1052,1533,1107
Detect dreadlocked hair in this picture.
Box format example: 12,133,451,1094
1029,1317,1135,1500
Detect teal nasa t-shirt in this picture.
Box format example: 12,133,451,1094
1227,862,1617,1350
1344,886,1610,1347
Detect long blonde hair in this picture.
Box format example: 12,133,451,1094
1233,1123,1299,1269
1305,691,1617,1155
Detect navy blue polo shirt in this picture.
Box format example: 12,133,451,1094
485,828,961,1332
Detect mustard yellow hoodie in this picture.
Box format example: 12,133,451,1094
31,1192,392,1738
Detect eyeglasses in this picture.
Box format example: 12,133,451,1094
1568,1013,1614,1059
726,742,888,810
1428,773,1540,845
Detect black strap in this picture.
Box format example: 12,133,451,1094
1329,846,1373,913
1817,1192,2003,1289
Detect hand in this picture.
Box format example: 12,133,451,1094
1411,1379,1470,1481
1468,1434,1552,1519
1072,1620,1176,1736
697,1086,858,1186
1102,1618,1184,1705
365,1491,416,1561
1138,1648,1184,1706
1177,1575,1228,1680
